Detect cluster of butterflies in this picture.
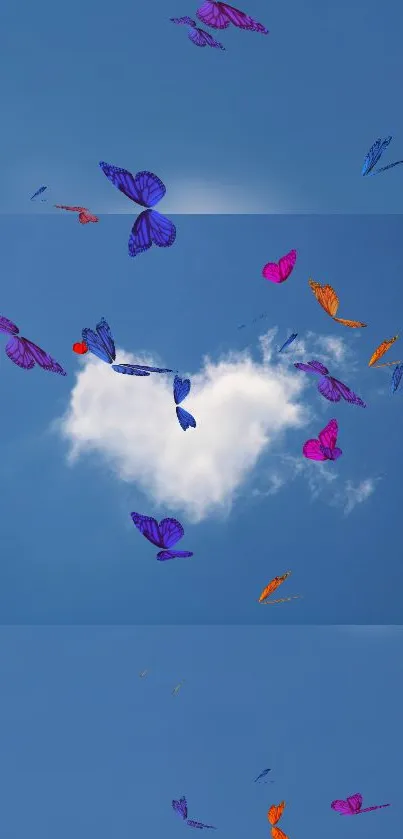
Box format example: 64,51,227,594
170,0,268,50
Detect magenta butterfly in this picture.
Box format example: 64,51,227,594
0,314,66,375
172,796,216,829
196,1,268,32
130,512,193,561
170,16,225,48
262,249,297,284
303,418,342,461
331,793,390,815
294,360,366,407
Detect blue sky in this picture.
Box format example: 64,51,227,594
2,0,403,214
0,626,400,839
0,213,402,623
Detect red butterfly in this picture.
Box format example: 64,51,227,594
55,204,99,224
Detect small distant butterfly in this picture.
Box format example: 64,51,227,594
172,680,185,696
196,0,268,33
331,793,391,815
278,333,297,353
303,418,342,462
170,16,225,48
82,317,173,376
294,360,366,407
0,314,66,375
254,768,273,783
392,363,403,393
54,204,99,223
99,162,176,257
262,250,297,284
130,512,193,561
30,185,47,201
72,341,88,355
258,572,301,605
368,335,400,367
172,796,216,829
174,375,196,430
362,136,403,176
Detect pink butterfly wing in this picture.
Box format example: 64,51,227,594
331,799,354,815
262,261,281,283
278,249,297,280
346,794,362,813
303,439,327,461
318,418,338,449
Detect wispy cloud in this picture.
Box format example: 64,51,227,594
340,478,377,515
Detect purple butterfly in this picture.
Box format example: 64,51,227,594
172,797,216,829
99,163,176,257
294,360,366,407
170,16,225,48
331,793,391,815
0,314,66,375
130,513,193,561
82,317,173,376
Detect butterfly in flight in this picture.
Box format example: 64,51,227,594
0,314,66,375
362,136,403,176
99,162,176,257
303,418,342,462
278,333,297,353
267,802,289,839
139,669,148,678
258,572,301,605
196,1,268,32
130,513,193,561
172,680,185,696
172,796,216,830
392,363,403,393
81,317,173,376
72,341,88,355
308,280,366,328
368,335,401,367
30,185,47,201
170,17,225,48
254,768,273,783
294,360,366,407
54,204,99,223
331,793,390,815
174,375,196,430
262,250,297,284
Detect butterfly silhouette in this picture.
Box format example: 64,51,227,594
99,162,176,257
82,317,173,376
294,360,366,407
174,375,196,430
0,314,66,375
331,793,390,815
30,185,47,201
170,16,225,48
278,333,297,353
197,0,268,32
262,250,297,284
172,796,216,829
130,513,193,561
55,204,99,223
303,418,342,461
362,136,403,176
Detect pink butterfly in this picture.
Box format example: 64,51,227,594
331,793,390,816
196,1,269,33
262,249,297,284
303,418,342,461
54,204,99,224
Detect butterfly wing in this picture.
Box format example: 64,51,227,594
392,363,403,393
219,1,268,31
186,821,216,830
112,363,173,375
330,377,366,407
130,512,165,548
294,360,330,375
201,30,225,47
176,407,197,430
188,26,208,45
368,336,398,366
30,185,47,200
303,439,327,461
158,517,186,548
278,249,297,280
267,802,285,825
0,315,19,335
318,418,338,449
5,336,35,369
333,316,367,327
259,574,291,604
308,280,339,317
362,137,392,175
370,159,403,175
331,799,354,815
271,828,289,839
170,16,197,25
78,210,99,224
128,210,176,257
254,769,270,782
172,798,188,820
82,317,116,364
359,804,391,812
317,376,341,402
346,794,362,813
174,375,191,405
263,595,302,604
20,338,67,375
197,0,231,28
278,333,297,353
99,163,166,208
157,550,194,561
55,204,86,212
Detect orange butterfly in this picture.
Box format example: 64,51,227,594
368,335,401,367
268,802,289,839
259,572,301,605
308,280,367,328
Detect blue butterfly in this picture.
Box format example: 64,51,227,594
82,317,173,376
30,185,47,201
392,363,403,394
362,136,403,176
99,162,176,257
278,332,298,353
254,768,273,783
174,375,196,430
